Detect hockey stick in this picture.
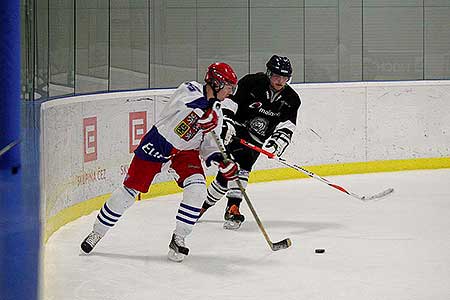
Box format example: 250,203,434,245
238,138,394,202
211,131,292,251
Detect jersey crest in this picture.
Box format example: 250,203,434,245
174,111,201,141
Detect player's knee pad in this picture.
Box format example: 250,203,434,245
227,169,249,199
182,174,206,208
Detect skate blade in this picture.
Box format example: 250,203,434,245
223,220,242,230
168,249,185,262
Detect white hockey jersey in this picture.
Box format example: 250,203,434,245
134,81,222,163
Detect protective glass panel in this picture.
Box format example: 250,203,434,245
75,0,109,94
339,1,362,81
250,7,304,82
110,0,149,90
424,7,450,79
363,7,423,80
251,0,303,7
363,0,422,6
305,7,339,82
197,7,249,81
35,0,49,99
24,0,450,101
150,5,196,87
48,0,75,97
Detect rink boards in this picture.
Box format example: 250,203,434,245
40,80,450,241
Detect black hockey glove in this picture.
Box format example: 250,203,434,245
221,116,236,145
263,130,292,157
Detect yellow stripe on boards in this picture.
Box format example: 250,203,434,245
44,157,450,242
44,194,110,243
248,157,450,183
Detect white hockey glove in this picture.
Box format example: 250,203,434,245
205,152,239,180
218,159,239,180
221,116,236,145
263,130,292,157
197,108,218,133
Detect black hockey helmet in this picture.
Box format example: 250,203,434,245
266,55,292,77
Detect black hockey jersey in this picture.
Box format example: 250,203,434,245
226,72,301,145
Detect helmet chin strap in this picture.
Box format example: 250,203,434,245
206,82,221,100
213,80,226,99
212,85,220,99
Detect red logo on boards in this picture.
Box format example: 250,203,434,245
129,111,147,153
83,116,97,162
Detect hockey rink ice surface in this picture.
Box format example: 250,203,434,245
44,169,450,300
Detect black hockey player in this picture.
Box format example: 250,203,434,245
200,55,301,229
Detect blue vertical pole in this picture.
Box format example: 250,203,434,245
1,1,40,300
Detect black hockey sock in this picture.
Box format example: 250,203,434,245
226,197,242,208
202,201,213,210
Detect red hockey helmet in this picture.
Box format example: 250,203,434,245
204,62,238,91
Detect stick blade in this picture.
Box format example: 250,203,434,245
271,238,292,251
363,188,394,201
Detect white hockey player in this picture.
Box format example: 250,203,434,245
81,62,239,262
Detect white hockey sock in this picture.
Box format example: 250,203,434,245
227,169,249,200
174,174,205,237
94,186,137,236
205,179,228,206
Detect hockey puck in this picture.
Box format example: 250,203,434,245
315,248,325,254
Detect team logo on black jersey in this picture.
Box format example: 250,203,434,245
249,102,262,109
249,117,268,136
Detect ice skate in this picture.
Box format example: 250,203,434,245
199,207,207,218
80,231,103,254
198,201,213,219
168,234,189,262
223,204,245,230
